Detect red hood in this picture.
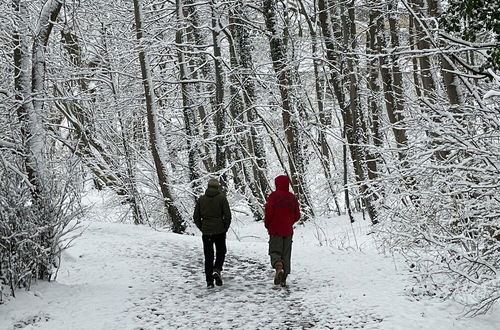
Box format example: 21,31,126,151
275,175,290,192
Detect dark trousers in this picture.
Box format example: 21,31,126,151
269,235,293,274
202,233,227,283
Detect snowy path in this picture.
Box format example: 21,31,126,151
1,220,498,330
124,240,383,330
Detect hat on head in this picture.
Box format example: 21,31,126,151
208,178,219,187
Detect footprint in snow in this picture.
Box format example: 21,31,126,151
122,240,385,329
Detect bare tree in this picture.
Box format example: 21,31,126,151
262,0,314,218
176,0,202,196
133,0,185,233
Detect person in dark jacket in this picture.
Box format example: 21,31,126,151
264,175,300,286
193,178,231,288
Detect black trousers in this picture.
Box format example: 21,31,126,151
202,232,227,283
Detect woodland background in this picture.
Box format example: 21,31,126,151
0,0,498,316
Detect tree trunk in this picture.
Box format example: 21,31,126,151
408,16,423,98
343,0,379,224
14,0,62,201
426,0,463,110
298,0,341,216
365,2,383,191
262,0,314,219
176,0,202,196
386,0,409,161
184,0,216,173
133,0,185,233
102,26,145,225
235,2,271,199
318,0,378,224
366,4,383,149
227,8,265,221
211,0,227,186
13,0,63,280
409,0,436,98
408,0,451,161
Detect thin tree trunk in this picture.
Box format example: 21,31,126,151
318,0,361,217
176,0,202,196
102,26,145,225
386,0,409,161
408,0,450,161
426,0,463,109
298,0,341,216
14,0,62,201
343,125,355,223
235,2,271,198
365,2,383,194
366,4,383,149
133,0,185,233
184,0,216,173
408,16,423,98
263,0,314,219
227,8,265,221
211,0,227,186
344,0,379,224
13,0,63,279
226,31,248,187
318,0,378,224
226,12,247,194
410,0,436,98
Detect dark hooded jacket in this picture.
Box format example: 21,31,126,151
264,176,300,236
193,185,231,235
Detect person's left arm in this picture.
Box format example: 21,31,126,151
222,195,231,231
264,193,275,230
193,198,202,231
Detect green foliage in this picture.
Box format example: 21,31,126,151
440,0,500,70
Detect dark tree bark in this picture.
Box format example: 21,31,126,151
54,24,146,225
411,0,437,98
426,0,463,109
386,0,409,161
408,0,452,161
176,0,202,196
235,2,271,199
133,0,185,233
318,0,378,224
227,7,266,221
13,0,63,280
13,0,63,201
184,0,216,173
297,0,341,216
262,0,314,219
366,4,383,149
211,0,227,185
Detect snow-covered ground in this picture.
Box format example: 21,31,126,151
1,194,499,329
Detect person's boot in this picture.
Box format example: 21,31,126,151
207,281,215,289
274,261,284,285
213,269,223,286
280,273,288,287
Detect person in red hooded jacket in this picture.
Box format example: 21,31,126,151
264,175,300,286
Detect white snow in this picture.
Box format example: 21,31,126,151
483,90,500,99
1,194,499,329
